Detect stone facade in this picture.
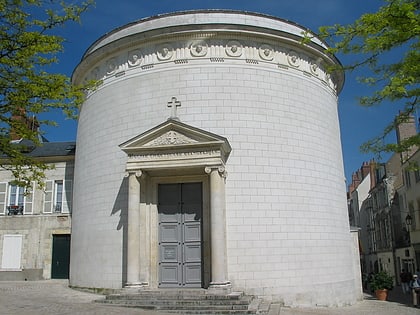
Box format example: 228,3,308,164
0,158,74,280
71,10,359,307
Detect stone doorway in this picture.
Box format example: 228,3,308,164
158,182,203,288
120,119,231,289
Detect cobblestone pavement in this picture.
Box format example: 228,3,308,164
0,280,419,315
0,280,171,315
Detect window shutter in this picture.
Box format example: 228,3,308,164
24,182,35,214
0,182,7,215
43,180,54,213
62,180,73,213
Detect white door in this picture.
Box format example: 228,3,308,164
1,235,23,269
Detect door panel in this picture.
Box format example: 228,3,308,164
51,234,71,279
158,183,202,288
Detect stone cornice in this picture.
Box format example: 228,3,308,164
73,16,344,94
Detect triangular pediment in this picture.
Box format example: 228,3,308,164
119,120,231,166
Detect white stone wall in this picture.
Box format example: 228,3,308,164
71,11,357,306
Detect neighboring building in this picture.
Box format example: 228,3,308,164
69,10,361,307
348,161,374,228
347,161,374,276
349,114,420,285
370,162,396,277
400,148,420,273
0,138,74,280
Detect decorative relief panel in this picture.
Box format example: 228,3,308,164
91,67,100,80
144,131,198,146
190,41,208,57
106,58,117,76
310,57,323,76
225,41,242,57
259,44,274,61
128,50,142,67
157,43,173,61
287,50,300,67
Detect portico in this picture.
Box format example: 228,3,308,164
120,119,231,290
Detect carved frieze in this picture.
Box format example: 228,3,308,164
86,37,336,91
143,131,197,146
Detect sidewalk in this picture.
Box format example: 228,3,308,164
0,280,419,315
274,287,419,315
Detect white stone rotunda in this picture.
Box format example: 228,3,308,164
71,10,361,307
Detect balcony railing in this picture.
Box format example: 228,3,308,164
54,204,62,212
7,205,23,215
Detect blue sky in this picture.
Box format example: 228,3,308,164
43,0,403,185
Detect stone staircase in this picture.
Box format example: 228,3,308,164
96,289,270,314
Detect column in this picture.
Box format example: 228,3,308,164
205,166,231,289
125,170,142,287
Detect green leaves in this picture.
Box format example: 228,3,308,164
320,0,420,159
0,0,94,187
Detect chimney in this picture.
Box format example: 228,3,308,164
9,109,39,141
361,161,371,179
396,113,418,162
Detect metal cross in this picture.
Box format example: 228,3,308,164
167,97,181,120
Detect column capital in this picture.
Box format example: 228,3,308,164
125,170,144,178
204,166,227,178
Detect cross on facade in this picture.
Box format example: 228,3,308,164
167,97,181,120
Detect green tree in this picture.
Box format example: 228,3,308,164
318,0,419,160
0,0,94,187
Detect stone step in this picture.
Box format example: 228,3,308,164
113,289,244,298
100,299,251,307
102,300,250,310
96,290,262,314
105,294,250,302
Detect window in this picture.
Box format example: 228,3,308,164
405,170,411,188
415,169,420,183
0,183,34,215
54,181,63,212
409,202,416,230
9,184,24,207
44,180,72,214
0,183,7,215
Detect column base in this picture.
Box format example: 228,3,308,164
208,281,232,294
124,282,148,290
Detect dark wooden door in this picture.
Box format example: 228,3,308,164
51,234,71,279
158,183,202,288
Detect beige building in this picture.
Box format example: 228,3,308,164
0,140,74,280
401,148,420,270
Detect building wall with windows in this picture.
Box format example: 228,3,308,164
403,149,420,268
0,145,74,280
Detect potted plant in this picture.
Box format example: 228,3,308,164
369,271,394,301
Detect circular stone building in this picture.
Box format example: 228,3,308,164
71,10,360,306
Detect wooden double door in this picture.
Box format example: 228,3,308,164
158,183,203,288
